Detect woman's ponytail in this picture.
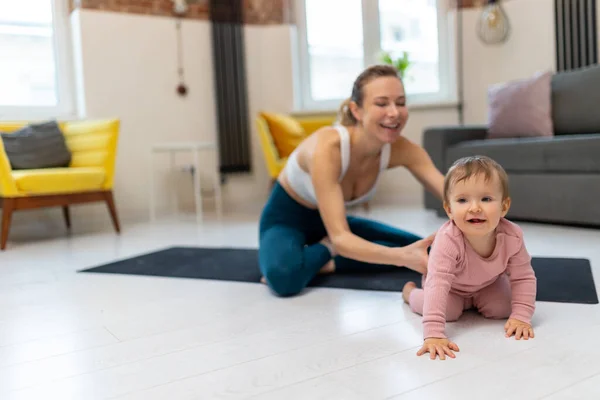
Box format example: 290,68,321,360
338,97,357,126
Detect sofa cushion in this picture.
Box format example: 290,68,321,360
12,167,105,195
487,71,553,139
0,120,72,170
260,112,308,158
446,134,600,173
552,64,600,135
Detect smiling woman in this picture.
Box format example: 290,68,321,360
257,64,447,297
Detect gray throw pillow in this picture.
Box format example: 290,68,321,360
1,121,72,170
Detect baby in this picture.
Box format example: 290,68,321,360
403,155,537,360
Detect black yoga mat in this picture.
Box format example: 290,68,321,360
79,246,598,304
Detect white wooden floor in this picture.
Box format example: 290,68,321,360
1,205,599,400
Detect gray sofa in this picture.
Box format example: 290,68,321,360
423,64,600,227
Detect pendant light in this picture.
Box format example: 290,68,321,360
476,0,510,45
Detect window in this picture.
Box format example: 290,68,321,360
293,0,455,111
0,0,74,118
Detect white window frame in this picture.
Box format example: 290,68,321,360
292,0,457,112
0,0,75,120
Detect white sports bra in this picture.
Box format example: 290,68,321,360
284,125,391,207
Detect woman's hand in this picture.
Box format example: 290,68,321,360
417,338,460,360
392,233,435,274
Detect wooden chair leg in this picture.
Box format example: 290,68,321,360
62,206,71,229
1,198,15,251
104,191,121,233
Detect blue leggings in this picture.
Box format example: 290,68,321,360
258,182,422,297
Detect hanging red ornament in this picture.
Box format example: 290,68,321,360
175,17,188,97
177,83,188,96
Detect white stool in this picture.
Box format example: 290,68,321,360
149,141,222,222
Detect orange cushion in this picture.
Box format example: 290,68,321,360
260,112,307,158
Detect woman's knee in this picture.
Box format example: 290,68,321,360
259,248,305,297
258,224,318,297
262,266,305,297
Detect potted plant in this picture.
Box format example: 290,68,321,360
379,51,411,79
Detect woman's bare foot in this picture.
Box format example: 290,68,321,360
402,281,416,304
319,260,336,274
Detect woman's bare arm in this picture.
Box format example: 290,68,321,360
310,129,420,266
389,137,445,201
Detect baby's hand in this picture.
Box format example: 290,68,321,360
504,318,534,340
417,338,459,360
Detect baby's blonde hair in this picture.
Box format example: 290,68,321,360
443,155,509,205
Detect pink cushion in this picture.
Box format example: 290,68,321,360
487,71,554,139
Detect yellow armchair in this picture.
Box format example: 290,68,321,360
256,112,337,183
0,119,121,250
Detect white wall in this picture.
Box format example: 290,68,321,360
237,24,297,214
460,0,556,124
69,10,218,225
65,10,298,228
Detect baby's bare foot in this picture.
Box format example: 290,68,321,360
260,276,266,284
402,281,417,304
